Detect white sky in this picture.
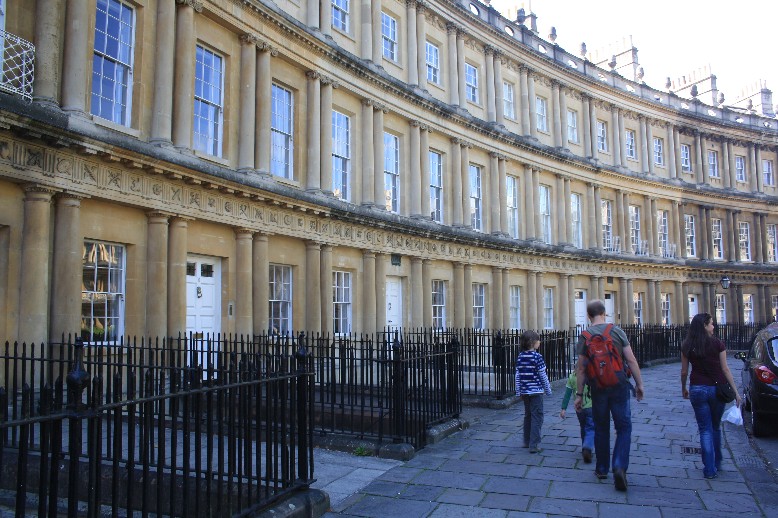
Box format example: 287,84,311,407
489,0,778,106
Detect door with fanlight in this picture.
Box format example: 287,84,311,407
604,292,615,323
386,277,403,331
186,256,221,369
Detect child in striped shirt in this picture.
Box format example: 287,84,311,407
515,330,552,453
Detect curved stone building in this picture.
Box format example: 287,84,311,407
0,0,776,346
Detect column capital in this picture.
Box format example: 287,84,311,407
306,70,320,81
240,33,259,46
372,101,389,113
176,0,203,12
446,22,461,34
405,0,417,8
361,98,374,107
320,75,340,88
145,210,172,221
305,240,323,249
234,227,255,237
416,1,428,13
519,64,533,74
56,191,85,202
483,45,495,56
550,79,562,89
409,119,422,128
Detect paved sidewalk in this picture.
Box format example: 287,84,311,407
317,359,778,517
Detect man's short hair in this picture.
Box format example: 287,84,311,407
587,299,607,318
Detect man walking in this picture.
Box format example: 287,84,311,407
574,299,644,491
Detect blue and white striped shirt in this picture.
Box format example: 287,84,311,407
515,350,552,397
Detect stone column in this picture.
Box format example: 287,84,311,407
376,254,387,329
19,187,53,345
461,142,471,228
639,116,650,174
698,206,709,260
703,142,711,186
320,0,331,36
146,212,169,339
362,251,377,332
589,99,598,161
706,207,714,260
33,0,65,106
252,233,269,335
320,245,333,334
520,66,531,136
679,203,688,259
674,281,684,325
560,87,569,149
564,177,572,245
528,72,538,139
373,104,386,208
411,257,423,327
735,285,744,325
305,242,322,331
453,262,465,328
447,24,459,106
567,275,576,329
586,183,596,249
646,122,656,175
671,200,682,258
756,146,764,193
361,0,372,59
406,0,418,86
532,168,541,241
235,229,254,337
308,0,320,29
306,71,322,191
649,198,658,256
757,285,766,322
361,100,375,206
590,276,599,305
421,126,431,218
491,267,503,329
320,78,334,195
485,46,496,122
754,212,764,264
611,105,621,167
682,283,691,323
464,264,473,328
727,141,737,188
594,185,603,250
502,269,511,329
422,259,432,327
760,214,769,263
556,174,566,245
694,132,704,184
498,157,509,235
372,0,383,63
552,81,563,147
410,121,422,217
535,271,545,330
615,190,625,249
255,47,273,175
494,51,505,125
598,277,605,301
673,127,683,178
647,280,657,324
728,210,738,262
526,270,537,329
582,95,592,158
61,0,90,114
722,139,731,189
168,217,189,338
417,4,427,91
456,28,467,109
451,139,463,227
172,1,196,150
622,192,631,253
560,273,570,330
238,36,258,172
489,153,500,234
50,193,81,341
666,123,677,178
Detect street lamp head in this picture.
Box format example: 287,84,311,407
720,276,731,290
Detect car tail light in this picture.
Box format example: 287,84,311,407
755,366,777,385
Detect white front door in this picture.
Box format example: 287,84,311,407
574,290,588,328
688,295,698,322
186,255,221,337
603,292,615,324
386,277,403,330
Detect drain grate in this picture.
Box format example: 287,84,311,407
682,446,702,455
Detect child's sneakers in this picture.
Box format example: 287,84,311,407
582,448,592,463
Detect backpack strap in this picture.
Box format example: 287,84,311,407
602,323,614,339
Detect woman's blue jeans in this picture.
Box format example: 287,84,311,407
689,384,725,478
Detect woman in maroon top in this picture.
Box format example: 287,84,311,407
680,313,742,479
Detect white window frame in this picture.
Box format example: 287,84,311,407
653,137,664,166
543,287,554,329
507,175,519,239
429,150,443,222
469,164,483,231
271,83,294,179
763,159,775,186
772,295,778,322
384,132,400,213
332,0,350,32
629,205,641,254
715,294,726,325
685,214,696,257
472,283,486,330
332,270,352,334
332,110,351,200
657,210,669,258
269,264,293,334
743,294,754,324
91,0,135,126
81,240,126,343
602,200,613,251
571,193,582,248
633,292,643,326
712,218,724,260
503,81,516,119
425,41,440,84
432,279,446,328
465,63,479,103
596,120,608,152
625,129,636,159
661,293,672,325
509,285,521,329
539,184,551,244
768,223,778,262
193,45,225,157
567,109,579,144
735,155,746,183
739,221,751,261
381,12,397,61
536,96,548,132
681,144,692,172
708,150,719,178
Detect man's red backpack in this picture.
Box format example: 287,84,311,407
582,323,627,389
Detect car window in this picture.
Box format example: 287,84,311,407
766,337,778,364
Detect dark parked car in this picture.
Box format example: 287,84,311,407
736,322,778,437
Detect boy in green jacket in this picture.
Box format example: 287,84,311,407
560,371,594,463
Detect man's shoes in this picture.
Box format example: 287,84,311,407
529,447,543,453
613,468,628,491
582,448,592,463
594,470,607,480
